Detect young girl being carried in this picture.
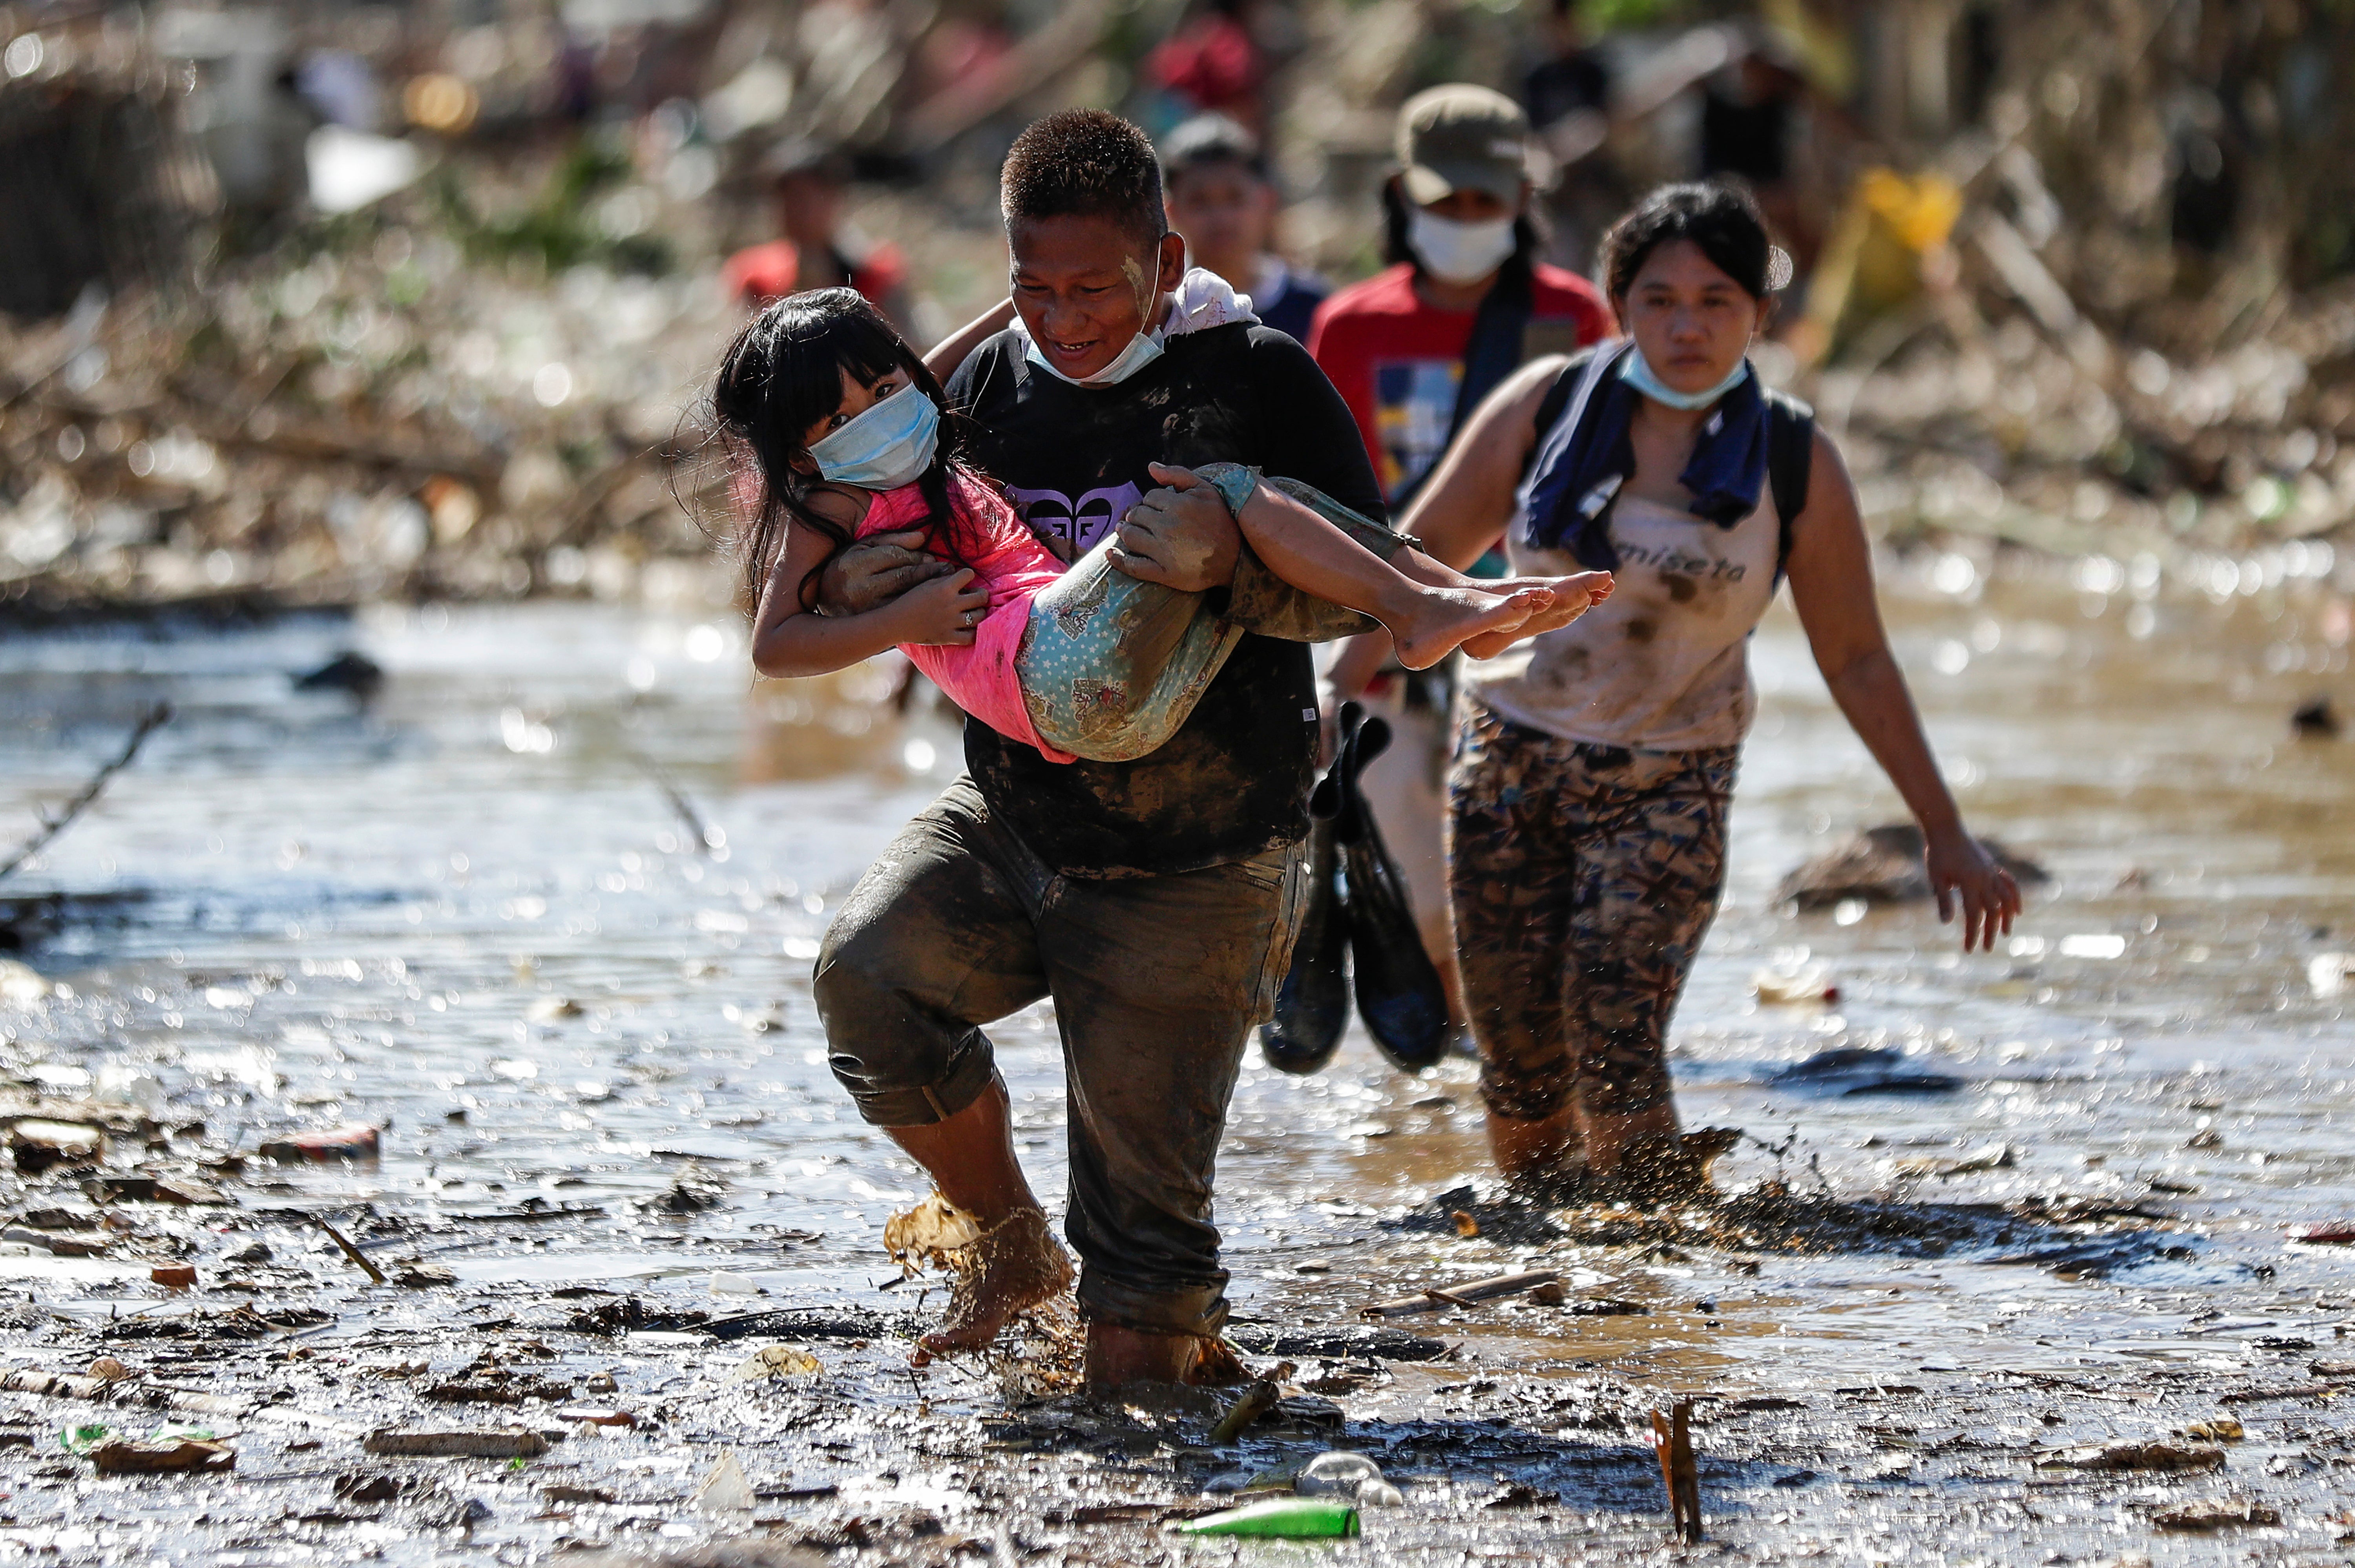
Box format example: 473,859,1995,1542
710,289,1612,762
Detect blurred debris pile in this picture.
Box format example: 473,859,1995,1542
1785,0,2355,561
0,16,216,321
0,130,736,617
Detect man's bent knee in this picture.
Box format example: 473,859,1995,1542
815,928,997,1128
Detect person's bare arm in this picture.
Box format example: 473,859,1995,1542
921,298,1016,385
1326,356,1570,696
752,498,988,678
1785,430,2020,951
1399,354,1562,570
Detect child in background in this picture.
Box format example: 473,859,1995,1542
1160,115,1328,343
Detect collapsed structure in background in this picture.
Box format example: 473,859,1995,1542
1,0,2353,621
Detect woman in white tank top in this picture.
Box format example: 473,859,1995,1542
1346,183,2021,1198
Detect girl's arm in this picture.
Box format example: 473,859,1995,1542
1784,429,2021,952
751,498,989,679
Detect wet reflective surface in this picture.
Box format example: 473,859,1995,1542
1,552,2351,1562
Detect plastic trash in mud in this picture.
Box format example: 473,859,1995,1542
257,1123,381,1161
1178,1497,1361,1538
693,1450,754,1513
1257,807,1348,1075
1295,1452,1404,1508
1752,963,1839,1006
733,1345,821,1382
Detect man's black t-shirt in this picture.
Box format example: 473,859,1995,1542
944,321,1386,877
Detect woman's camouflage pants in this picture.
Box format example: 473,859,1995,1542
1446,699,1738,1123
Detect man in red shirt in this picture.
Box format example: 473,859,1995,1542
1308,84,1610,509
1307,84,1610,1030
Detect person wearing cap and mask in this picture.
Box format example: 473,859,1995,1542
722,141,914,334
1307,85,1611,1023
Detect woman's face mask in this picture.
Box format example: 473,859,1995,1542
808,383,940,491
1408,207,1518,286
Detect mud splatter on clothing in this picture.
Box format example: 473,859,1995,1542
1446,699,1737,1121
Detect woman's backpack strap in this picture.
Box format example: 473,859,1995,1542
1764,386,1816,582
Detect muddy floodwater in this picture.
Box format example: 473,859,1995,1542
1,548,2351,1566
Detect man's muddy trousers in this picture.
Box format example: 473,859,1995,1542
815,779,1308,1338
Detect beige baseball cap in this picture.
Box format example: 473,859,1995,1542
1396,84,1538,206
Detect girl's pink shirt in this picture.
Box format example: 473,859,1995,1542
855,472,1075,763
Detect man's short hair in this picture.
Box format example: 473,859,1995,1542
1160,113,1267,186
1000,108,1167,247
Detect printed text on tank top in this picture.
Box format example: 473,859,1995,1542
1462,488,1780,753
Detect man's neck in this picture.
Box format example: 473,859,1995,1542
1414,267,1499,313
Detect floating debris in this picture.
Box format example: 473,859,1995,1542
2036,1440,2228,1472
257,1123,382,1162
363,1428,550,1460
1769,1046,1962,1096
89,1437,234,1476
2153,1498,2280,1531
1363,1269,1561,1318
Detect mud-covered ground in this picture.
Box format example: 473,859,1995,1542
0,548,2350,1565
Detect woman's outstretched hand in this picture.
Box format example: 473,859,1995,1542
1927,827,2021,952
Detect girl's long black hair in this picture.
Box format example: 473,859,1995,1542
707,287,974,609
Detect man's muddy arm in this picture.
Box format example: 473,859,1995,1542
814,528,958,616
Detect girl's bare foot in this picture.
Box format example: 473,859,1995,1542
1390,585,1554,671
1460,571,1614,661
911,1207,1074,1364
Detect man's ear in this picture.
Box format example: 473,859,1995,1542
1154,230,1187,293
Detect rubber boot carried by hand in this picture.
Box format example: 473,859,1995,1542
1334,703,1451,1071
1257,772,1350,1075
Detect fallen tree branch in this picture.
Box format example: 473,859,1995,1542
0,702,172,882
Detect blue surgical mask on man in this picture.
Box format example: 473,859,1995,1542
808,385,940,491
1026,326,1165,387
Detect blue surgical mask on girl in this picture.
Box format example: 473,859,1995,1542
808,384,940,490
1618,347,1751,411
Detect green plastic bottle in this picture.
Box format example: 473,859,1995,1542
1179,1498,1361,1538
